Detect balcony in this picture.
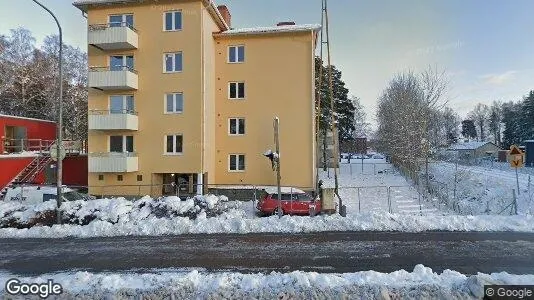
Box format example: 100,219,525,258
88,110,138,131
89,152,138,173
88,23,138,50
89,66,138,90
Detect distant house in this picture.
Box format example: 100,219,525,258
448,141,501,160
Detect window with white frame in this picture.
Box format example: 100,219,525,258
110,95,134,114
164,52,183,73
229,82,245,99
228,45,245,63
229,154,245,171
110,136,134,153
229,118,245,135
165,135,183,154
109,14,134,28
110,55,134,71
165,93,183,113
164,11,182,31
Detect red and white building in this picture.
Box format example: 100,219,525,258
0,114,88,196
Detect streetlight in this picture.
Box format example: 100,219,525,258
31,0,63,224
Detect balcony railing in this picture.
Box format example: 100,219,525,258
89,152,138,173
88,22,138,50
88,110,139,131
88,66,138,90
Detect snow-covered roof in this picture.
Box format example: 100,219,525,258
73,0,229,30
215,24,321,36
0,114,55,123
448,142,496,150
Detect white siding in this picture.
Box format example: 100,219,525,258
88,26,138,50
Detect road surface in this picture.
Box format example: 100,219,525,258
1,231,533,276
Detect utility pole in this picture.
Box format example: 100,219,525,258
274,117,282,218
32,0,63,224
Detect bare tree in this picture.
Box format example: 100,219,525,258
488,101,502,146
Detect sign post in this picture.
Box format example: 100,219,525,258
509,145,524,195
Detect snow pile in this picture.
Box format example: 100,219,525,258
0,200,57,228
0,195,236,229
1,209,533,238
1,265,532,299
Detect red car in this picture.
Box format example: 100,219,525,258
257,187,321,216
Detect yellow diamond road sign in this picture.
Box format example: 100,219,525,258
509,145,524,168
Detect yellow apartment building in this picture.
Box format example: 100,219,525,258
74,0,319,196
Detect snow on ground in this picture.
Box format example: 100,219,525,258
2,159,534,238
429,161,534,215
1,206,533,238
1,265,533,299
320,159,442,215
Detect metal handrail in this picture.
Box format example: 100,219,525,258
1,138,56,153
89,22,137,32
89,66,138,74
89,109,138,116
89,152,138,158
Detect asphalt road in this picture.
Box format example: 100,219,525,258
1,231,534,276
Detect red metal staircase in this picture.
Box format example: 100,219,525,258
0,153,53,200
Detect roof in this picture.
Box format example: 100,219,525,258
0,114,56,124
73,0,229,31
448,142,498,151
214,24,321,37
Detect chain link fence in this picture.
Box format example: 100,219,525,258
416,160,532,215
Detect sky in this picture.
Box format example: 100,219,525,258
1,0,533,126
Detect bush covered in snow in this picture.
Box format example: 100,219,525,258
0,195,238,229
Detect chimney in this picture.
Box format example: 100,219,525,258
277,21,296,26
217,5,231,28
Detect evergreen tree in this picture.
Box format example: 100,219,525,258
501,101,521,148
520,90,534,140
315,57,356,142
461,120,477,140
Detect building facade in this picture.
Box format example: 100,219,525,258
74,0,319,196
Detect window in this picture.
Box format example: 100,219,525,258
110,136,134,152
229,118,245,135
110,55,134,71
117,175,123,181
98,175,104,181
137,175,143,181
164,52,183,73
229,82,245,99
165,135,183,154
229,154,245,172
109,14,133,28
164,11,182,31
165,93,184,113
228,45,245,63
271,194,295,201
43,194,56,202
110,95,134,114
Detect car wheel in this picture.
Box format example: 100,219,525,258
272,208,284,216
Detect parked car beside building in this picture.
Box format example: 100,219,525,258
257,187,321,216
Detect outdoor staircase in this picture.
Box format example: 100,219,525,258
0,154,53,200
